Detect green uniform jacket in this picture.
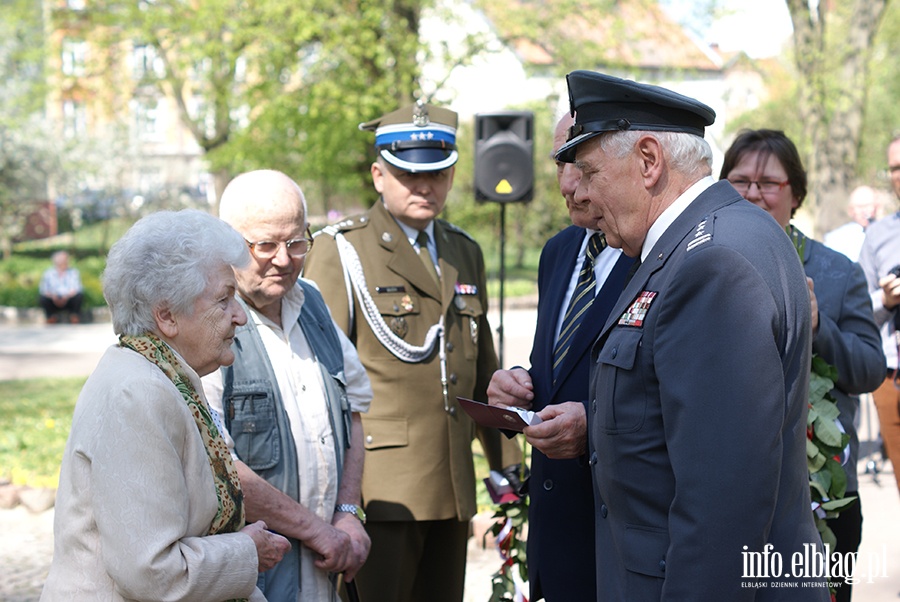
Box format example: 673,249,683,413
303,201,517,522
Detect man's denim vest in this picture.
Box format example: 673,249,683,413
220,281,352,601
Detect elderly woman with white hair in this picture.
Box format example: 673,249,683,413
41,210,290,602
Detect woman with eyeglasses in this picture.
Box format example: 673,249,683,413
720,129,885,602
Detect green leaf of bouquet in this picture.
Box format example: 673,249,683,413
807,437,819,459
811,355,839,381
826,458,848,498
820,496,857,511
809,480,828,500
808,453,826,474
811,467,832,493
817,520,838,549
808,375,832,404
813,416,843,447
811,398,841,422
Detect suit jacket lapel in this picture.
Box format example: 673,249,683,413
551,251,634,394
371,203,442,301
542,229,583,348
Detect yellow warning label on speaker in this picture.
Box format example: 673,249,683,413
495,179,513,194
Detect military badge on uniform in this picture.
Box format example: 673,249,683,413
618,291,657,327
401,294,414,312
470,317,478,344
390,316,409,338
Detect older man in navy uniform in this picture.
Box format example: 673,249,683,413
556,71,829,600
303,102,520,602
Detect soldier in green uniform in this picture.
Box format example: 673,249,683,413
303,102,521,602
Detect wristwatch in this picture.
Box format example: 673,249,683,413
335,503,367,524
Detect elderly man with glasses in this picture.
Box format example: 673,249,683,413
202,169,373,602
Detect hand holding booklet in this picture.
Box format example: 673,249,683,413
456,397,542,432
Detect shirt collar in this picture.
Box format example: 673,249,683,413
641,175,714,262
250,282,307,332
395,218,435,246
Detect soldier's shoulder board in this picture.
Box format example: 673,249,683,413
316,214,369,238
439,219,476,243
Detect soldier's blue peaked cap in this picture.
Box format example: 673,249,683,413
555,70,716,163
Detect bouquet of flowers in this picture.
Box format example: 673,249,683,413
806,354,856,549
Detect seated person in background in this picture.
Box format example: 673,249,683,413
720,129,885,602
38,250,83,323
41,210,291,602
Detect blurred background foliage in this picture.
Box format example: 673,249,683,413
4,0,900,307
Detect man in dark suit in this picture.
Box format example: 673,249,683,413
555,71,830,600
486,112,634,601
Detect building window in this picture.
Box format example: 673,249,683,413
132,97,161,139
132,44,165,80
63,100,87,138
61,38,88,77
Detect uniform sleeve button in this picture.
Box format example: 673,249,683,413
600,504,608,518
365,435,373,444
589,451,598,466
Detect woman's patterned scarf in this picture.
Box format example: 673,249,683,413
119,333,245,535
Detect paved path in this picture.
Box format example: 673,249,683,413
2,313,900,601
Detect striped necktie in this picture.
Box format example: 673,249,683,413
552,232,606,383
416,230,440,285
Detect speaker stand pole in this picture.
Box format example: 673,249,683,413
497,203,506,367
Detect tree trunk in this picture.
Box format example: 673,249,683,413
787,0,888,237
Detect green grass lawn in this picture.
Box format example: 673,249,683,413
0,374,529,509
0,377,84,488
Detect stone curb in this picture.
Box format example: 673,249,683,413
0,306,111,325
0,482,56,513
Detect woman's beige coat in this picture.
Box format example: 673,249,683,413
41,345,264,602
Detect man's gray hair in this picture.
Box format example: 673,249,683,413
103,209,249,336
599,130,713,178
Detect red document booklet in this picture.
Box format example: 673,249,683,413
457,397,542,433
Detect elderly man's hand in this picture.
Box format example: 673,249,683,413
242,520,291,573
487,368,534,409
308,521,353,574
524,402,587,459
331,512,371,581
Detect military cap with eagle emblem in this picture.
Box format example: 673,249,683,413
556,70,716,163
359,101,459,172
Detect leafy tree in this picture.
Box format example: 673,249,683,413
859,1,900,205
0,0,52,258
786,0,890,235
84,0,429,212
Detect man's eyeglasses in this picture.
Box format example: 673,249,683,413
727,178,790,196
245,227,314,259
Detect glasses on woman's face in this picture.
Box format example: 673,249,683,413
245,227,314,259
727,178,790,196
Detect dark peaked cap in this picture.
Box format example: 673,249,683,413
555,70,716,163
